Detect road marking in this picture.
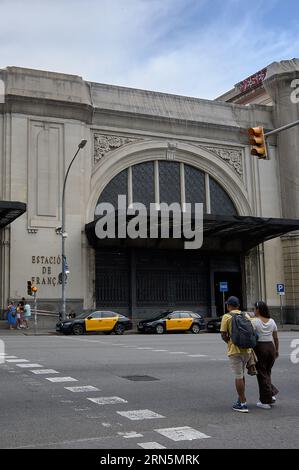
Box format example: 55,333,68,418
155,426,211,441
6,359,29,362
137,347,154,350
168,352,187,354
151,350,168,352
16,363,43,368
117,409,165,421
45,377,78,383
1,356,17,359
187,354,208,357
31,369,59,374
65,386,100,393
87,396,128,405
138,442,167,449
118,432,144,439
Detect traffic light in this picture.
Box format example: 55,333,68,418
27,280,32,296
248,126,268,159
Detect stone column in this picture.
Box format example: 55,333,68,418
264,59,299,323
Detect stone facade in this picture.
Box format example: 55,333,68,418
0,63,298,321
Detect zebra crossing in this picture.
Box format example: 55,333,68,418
0,349,212,448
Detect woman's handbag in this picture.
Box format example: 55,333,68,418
246,350,258,376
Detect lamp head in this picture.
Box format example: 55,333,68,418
78,139,87,149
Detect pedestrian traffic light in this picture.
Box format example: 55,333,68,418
248,126,268,159
27,280,32,296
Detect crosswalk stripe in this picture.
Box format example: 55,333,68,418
168,352,187,354
45,377,78,383
87,396,127,405
117,409,165,420
118,432,144,439
155,426,211,441
16,363,43,368
31,369,59,374
65,386,99,393
6,359,28,362
138,442,166,449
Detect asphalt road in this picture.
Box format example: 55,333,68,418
0,331,298,449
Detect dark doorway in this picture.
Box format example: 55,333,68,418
214,272,243,316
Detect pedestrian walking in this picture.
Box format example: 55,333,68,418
7,301,17,330
220,296,256,413
23,301,32,329
252,301,279,409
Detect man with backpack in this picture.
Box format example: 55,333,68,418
220,296,256,413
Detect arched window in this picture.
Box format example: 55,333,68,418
96,161,237,216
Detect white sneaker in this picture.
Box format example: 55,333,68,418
271,396,276,404
257,401,271,409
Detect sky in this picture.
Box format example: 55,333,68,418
0,0,298,99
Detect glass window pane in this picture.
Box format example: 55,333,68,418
184,165,206,211
210,177,237,216
91,312,102,318
159,161,181,205
96,169,128,213
132,162,154,208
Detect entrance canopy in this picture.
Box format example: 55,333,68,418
85,213,299,253
0,201,26,229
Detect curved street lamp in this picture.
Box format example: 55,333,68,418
61,139,87,321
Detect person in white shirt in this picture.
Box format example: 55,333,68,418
23,302,31,329
252,301,279,409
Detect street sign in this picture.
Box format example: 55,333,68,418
220,282,228,292
277,283,285,296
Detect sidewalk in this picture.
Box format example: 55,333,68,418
1,321,299,336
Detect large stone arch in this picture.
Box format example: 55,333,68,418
86,140,252,222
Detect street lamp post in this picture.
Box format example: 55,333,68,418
61,139,87,321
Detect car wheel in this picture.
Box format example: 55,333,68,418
190,323,201,334
155,324,165,335
72,324,84,335
114,323,125,335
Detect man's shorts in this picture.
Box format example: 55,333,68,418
228,353,251,379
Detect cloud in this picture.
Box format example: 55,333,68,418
0,0,298,99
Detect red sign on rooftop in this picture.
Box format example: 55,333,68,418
237,68,267,94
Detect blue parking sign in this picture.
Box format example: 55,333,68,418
220,282,228,292
277,283,285,295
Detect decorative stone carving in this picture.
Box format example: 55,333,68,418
94,134,140,164
166,141,177,160
205,146,243,177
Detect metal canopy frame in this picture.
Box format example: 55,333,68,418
0,201,27,229
85,213,299,253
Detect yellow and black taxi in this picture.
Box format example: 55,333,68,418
56,310,132,335
137,310,205,334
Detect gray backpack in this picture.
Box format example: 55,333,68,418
229,312,257,349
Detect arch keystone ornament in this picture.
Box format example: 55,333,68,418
166,141,177,160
